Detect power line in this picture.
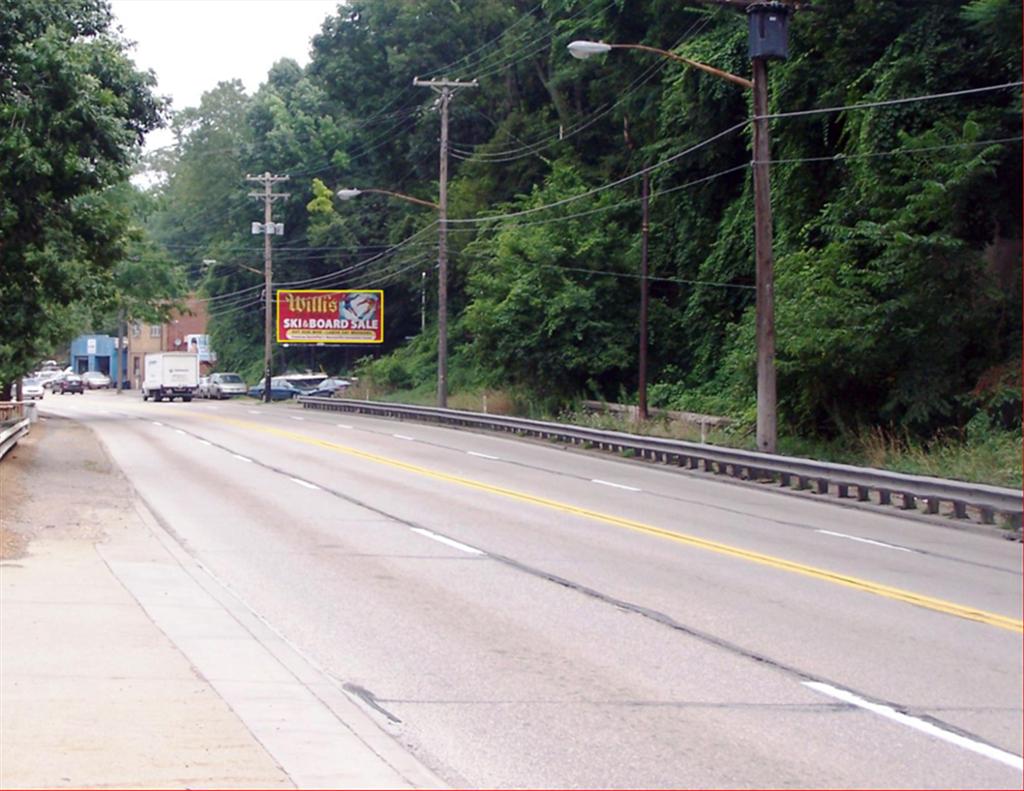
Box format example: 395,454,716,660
448,120,749,225
760,81,1023,122
763,134,1023,165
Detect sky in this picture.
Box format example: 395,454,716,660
110,0,341,156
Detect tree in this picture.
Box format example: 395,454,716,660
0,0,163,392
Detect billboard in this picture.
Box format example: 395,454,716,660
276,289,384,344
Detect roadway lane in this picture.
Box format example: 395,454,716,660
41,392,1023,788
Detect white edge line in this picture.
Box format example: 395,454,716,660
151,421,163,426
409,528,484,556
336,423,353,429
289,477,321,491
816,529,912,552
591,478,642,492
174,429,186,435
467,451,500,460
802,681,1023,771
231,454,253,463
393,434,415,441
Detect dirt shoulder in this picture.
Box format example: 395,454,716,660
0,415,125,558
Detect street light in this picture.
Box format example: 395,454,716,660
568,3,788,452
335,188,439,210
202,258,263,275
567,41,752,89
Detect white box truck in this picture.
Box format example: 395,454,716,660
142,353,199,402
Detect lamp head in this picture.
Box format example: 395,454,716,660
567,40,612,60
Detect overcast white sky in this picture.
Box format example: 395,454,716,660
110,0,342,154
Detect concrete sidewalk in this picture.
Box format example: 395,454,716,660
0,416,441,789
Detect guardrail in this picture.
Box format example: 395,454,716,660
298,396,1023,531
0,418,30,461
0,401,26,422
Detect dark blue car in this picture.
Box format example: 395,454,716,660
247,378,311,401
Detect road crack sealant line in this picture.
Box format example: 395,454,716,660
145,412,1023,770
190,412,1023,635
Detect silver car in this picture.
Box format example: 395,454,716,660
81,371,112,389
22,378,45,399
208,372,248,399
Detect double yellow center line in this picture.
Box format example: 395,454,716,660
199,412,1024,634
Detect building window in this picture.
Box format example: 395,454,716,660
150,325,161,338
131,322,141,337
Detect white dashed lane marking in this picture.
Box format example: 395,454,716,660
803,682,1023,771
816,530,911,553
409,528,484,556
467,451,500,460
591,479,641,492
231,454,253,463
289,477,321,491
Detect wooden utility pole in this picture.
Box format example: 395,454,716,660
246,172,289,403
413,77,477,409
117,305,126,394
751,58,776,454
638,170,650,421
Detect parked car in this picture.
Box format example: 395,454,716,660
197,376,212,398
208,372,247,399
81,371,112,389
247,377,311,401
306,377,350,398
58,375,85,394
22,378,45,399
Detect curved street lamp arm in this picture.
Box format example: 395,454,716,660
611,43,752,89
361,188,440,210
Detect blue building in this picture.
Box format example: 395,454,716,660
69,334,127,384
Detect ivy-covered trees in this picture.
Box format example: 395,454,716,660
144,0,1020,441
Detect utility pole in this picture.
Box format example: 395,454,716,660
746,1,791,454
638,170,650,421
246,172,289,404
117,304,126,394
751,57,776,454
413,77,477,409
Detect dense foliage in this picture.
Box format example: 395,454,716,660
0,0,170,389
144,0,1021,440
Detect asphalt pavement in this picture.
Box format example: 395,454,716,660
33,389,1023,788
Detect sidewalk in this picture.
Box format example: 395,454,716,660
1,417,293,789
0,415,441,789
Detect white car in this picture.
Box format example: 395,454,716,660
22,378,45,399
81,371,112,389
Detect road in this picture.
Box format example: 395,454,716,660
38,390,1022,788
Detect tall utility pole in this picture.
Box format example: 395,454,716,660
638,170,650,421
413,77,477,409
117,305,126,394
246,172,289,403
746,1,790,454
751,57,776,454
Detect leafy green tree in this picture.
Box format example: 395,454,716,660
0,0,163,391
